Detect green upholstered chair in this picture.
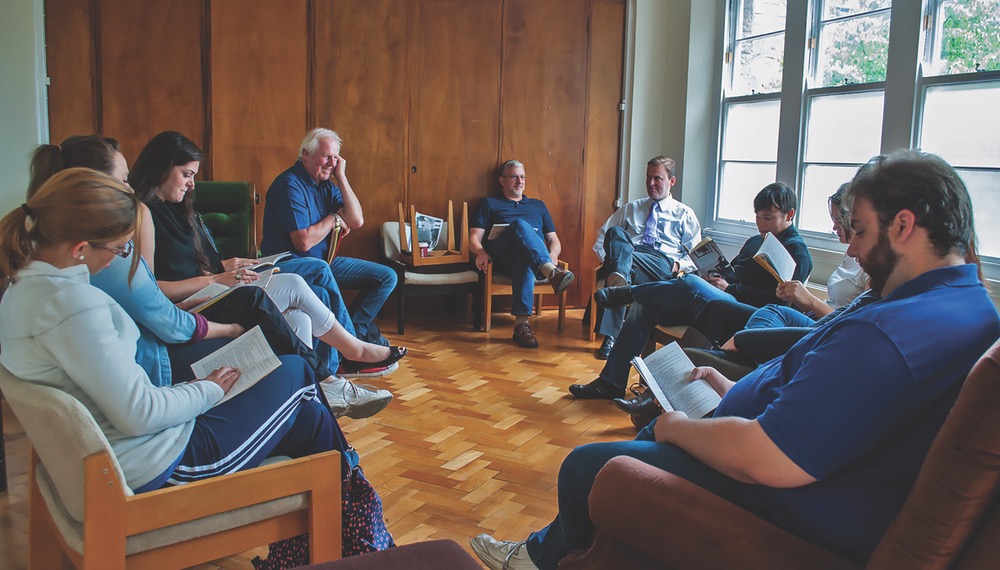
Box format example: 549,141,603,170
193,181,259,259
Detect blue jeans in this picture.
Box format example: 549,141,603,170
746,304,816,330
600,275,735,390
272,256,349,371
485,219,552,316
524,420,745,569
328,255,397,341
597,227,674,337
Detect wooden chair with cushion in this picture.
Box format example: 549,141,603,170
482,259,568,333
560,339,1000,569
381,220,481,334
0,364,341,570
193,180,259,259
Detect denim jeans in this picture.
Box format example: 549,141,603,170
484,219,552,316
746,304,816,330
524,420,745,569
328,255,397,341
599,275,735,390
597,226,675,337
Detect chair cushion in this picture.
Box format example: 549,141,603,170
36,462,308,556
404,269,478,286
194,181,253,259
868,339,1000,568
298,539,481,569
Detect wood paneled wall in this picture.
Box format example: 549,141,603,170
44,0,625,307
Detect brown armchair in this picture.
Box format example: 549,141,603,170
560,339,1000,569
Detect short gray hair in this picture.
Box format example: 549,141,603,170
499,159,523,176
299,128,342,159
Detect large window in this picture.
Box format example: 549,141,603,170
715,0,1000,275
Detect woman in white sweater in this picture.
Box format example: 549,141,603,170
0,168,344,492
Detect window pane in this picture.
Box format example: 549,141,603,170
822,0,891,20
723,100,781,161
737,0,787,38
960,169,1000,259
927,0,1000,75
732,34,785,95
804,91,884,163
800,165,858,234
815,12,890,87
717,162,778,222
921,82,1000,168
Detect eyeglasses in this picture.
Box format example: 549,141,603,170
91,240,134,259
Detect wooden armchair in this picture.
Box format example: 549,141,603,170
0,364,341,570
481,259,568,333
560,339,1000,569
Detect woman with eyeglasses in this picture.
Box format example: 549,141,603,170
0,168,349,493
26,135,397,419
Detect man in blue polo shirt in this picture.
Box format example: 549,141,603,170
470,160,575,348
471,150,1000,569
261,128,397,354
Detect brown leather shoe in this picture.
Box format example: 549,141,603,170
548,266,576,294
512,322,539,348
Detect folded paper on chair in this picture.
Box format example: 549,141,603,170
191,325,281,405
631,342,721,418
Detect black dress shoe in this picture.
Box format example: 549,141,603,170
596,335,615,360
612,390,661,416
569,378,622,399
594,286,634,309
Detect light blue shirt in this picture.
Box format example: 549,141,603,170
594,195,702,271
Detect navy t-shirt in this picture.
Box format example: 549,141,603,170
715,264,999,562
472,195,556,242
261,161,344,258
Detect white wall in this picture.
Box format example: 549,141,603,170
0,0,47,214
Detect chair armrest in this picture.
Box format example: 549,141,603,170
574,456,857,570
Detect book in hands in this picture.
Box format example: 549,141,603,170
687,236,731,279
753,232,796,284
325,226,343,264
630,342,721,419
486,223,510,240
184,267,280,313
190,325,281,405
249,251,294,272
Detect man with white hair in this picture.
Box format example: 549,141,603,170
262,128,398,376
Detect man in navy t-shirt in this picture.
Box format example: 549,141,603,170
470,160,575,348
471,150,1000,570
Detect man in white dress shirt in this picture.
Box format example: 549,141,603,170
591,156,702,359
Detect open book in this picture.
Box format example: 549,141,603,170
190,325,282,405
249,251,294,272
753,232,796,283
631,342,721,418
184,267,279,313
486,223,510,241
687,236,731,279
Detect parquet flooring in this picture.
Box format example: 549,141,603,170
0,309,640,568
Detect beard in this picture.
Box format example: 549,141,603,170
860,228,899,295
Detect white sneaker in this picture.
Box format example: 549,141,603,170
320,377,392,419
470,534,538,570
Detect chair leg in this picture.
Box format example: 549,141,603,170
558,289,566,332
397,290,405,335
483,290,492,332
589,296,597,342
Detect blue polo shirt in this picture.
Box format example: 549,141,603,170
261,161,343,258
715,264,1000,563
471,195,556,241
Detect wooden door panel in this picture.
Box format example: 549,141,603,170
97,0,206,171
583,0,626,274
313,0,408,261
501,0,589,303
210,0,308,246
408,0,502,221
45,0,98,142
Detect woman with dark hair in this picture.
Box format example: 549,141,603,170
27,134,396,419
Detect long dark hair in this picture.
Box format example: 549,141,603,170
130,131,213,271
28,135,122,198
0,168,138,289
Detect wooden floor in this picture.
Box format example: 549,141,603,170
0,309,641,568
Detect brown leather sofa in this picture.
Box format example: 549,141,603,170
560,339,1000,569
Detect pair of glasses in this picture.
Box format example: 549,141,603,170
91,240,134,259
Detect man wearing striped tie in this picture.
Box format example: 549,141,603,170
590,156,702,360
